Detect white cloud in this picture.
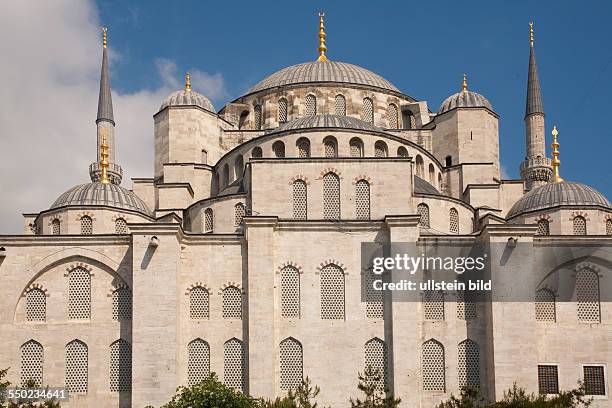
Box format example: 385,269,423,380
0,1,227,234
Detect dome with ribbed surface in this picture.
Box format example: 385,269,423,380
160,89,215,112
248,61,400,94
272,114,381,133
507,181,611,218
438,90,493,114
51,182,152,216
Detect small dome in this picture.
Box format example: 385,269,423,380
438,90,493,115
51,182,152,216
272,114,381,134
160,89,215,113
507,181,612,218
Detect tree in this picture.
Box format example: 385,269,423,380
436,386,484,408
263,377,327,408
0,369,61,408
349,366,401,408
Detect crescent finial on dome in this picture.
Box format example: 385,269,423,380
551,126,564,183
462,73,468,92
185,72,191,92
317,12,328,62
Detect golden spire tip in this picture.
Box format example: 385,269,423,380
462,73,468,92
551,125,564,183
185,72,191,92
317,12,328,62
100,130,110,184
102,27,108,49
529,21,534,47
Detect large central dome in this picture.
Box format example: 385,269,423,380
247,61,400,94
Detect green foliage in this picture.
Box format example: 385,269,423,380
349,366,401,408
262,377,326,408
0,370,61,408
436,386,485,408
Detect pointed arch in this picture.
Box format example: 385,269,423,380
188,338,210,386
66,339,88,393
355,179,371,220
21,340,43,386
322,172,341,220
109,339,131,392
280,337,303,390
421,339,445,392
224,338,245,391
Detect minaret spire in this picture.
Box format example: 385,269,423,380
317,12,328,62
525,22,544,117
97,27,114,125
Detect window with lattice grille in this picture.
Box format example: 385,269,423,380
26,289,46,322
280,338,303,390
68,268,90,320
188,339,210,386
109,339,131,392
423,290,444,320
350,138,363,157
278,98,288,123
365,338,388,388
252,147,262,158
273,141,285,158
607,219,612,236
80,216,92,235
417,204,430,228
254,104,262,129
204,208,214,233
52,219,60,235
415,155,424,177
280,266,300,318
224,338,244,391
365,271,383,319
456,290,476,320
458,340,479,389
403,111,416,129
387,104,398,129
422,340,445,392
362,98,373,123
584,366,606,396
234,203,246,226
297,138,310,158
293,180,307,220
573,216,587,235
374,141,387,158
335,94,346,116
190,287,209,320
324,137,337,158
535,289,555,322
397,147,409,157
323,172,340,220
112,287,132,321
305,94,316,116
449,208,459,234
538,365,559,394
223,286,242,319
355,180,370,220
537,219,550,236
576,268,600,322
320,264,345,320
66,340,88,394
115,218,128,234
21,340,43,386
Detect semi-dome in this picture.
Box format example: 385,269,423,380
160,89,215,113
248,61,400,94
51,182,152,216
438,90,493,115
507,181,612,218
272,114,381,133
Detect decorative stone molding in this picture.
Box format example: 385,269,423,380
316,259,348,275
575,262,602,277
570,211,589,221
22,283,50,297
75,211,96,221
185,283,212,295
219,282,244,294
317,167,342,179
289,175,311,185
604,214,612,222
111,213,128,222
535,213,551,221
536,285,557,297
48,215,63,225
63,262,94,277
107,282,129,297
276,261,304,274
352,175,373,185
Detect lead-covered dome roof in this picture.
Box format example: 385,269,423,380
248,61,400,94
438,90,493,114
272,114,381,133
51,182,152,216
507,181,612,218
160,89,215,113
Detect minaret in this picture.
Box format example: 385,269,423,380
90,27,123,184
520,22,552,190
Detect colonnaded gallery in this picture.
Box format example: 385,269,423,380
1,15,610,408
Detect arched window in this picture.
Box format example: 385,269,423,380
238,111,248,130
535,288,555,322
320,264,345,320
355,180,371,220
280,338,303,390
280,266,300,318
422,339,445,392
456,291,476,320
573,216,587,235
362,97,373,123
254,104,262,130
21,340,43,386
222,286,242,319
80,216,92,235
576,268,600,322
397,146,409,158
449,208,459,234
387,104,398,129
222,164,230,188
458,340,479,389
323,136,338,158
305,94,317,116
403,110,416,129
234,155,244,179
234,203,246,226
251,146,262,158
112,287,132,321
51,219,61,235
365,338,388,388
115,218,128,234
349,137,364,158
272,141,285,158
190,286,210,320
68,267,91,320
335,94,346,116
204,208,214,233
607,219,612,236
66,340,88,394
224,338,244,391
423,290,444,320
537,219,550,236
26,288,46,322
109,339,131,392
428,164,435,184
278,98,288,123
415,155,424,177
188,339,210,386
417,203,430,228
374,141,388,158
322,172,340,220
296,138,311,158
293,180,307,220
365,268,383,319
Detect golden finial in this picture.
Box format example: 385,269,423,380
185,72,191,92
317,12,328,62
529,21,534,47
100,131,110,184
462,73,468,92
102,27,108,49
551,125,564,183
